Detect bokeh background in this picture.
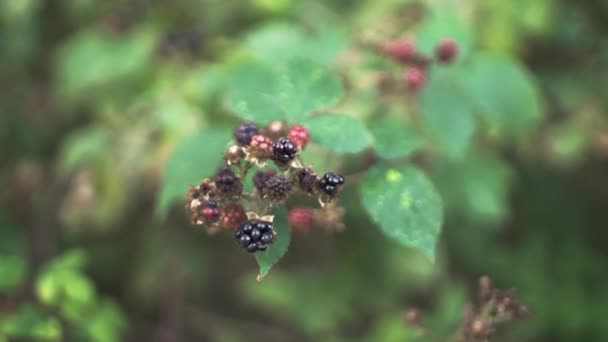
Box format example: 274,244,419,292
2,0,608,341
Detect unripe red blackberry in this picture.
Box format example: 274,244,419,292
235,219,275,253
288,207,314,231
318,172,344,197
247,134,274,159
214,168,242,197
252,169,276,192
199,200,220,220
295,168,317,195
272,137,298,165
435,38,458,63
404,67,426,91
218,203,247,230
233,122,258,146
263,174,293,202
381,39,415,62
287,124,310,149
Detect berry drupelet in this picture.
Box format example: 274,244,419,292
214,168,243,197
272,137,298,164
233,122,258,146
318,172,344,196
263,174,293,202
235,220,275,253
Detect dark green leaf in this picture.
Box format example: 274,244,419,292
369,116,423,160
361,165,443,262
256,208,290,279
421,68,476,159
0,255,26,293
303,114,372,153
157,128,230,217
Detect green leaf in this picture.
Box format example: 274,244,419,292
416,5,472,60
0,255,26,292
303,114,372,153
421,68,476,159
466,54,542,135
276,59,343,121
226,61,284,124
369,117,423,160
156,128,230,217
245,22,346,66
361,165,443,262
256,208,290,279
59,126,107,171
433,153,513,224
0,304,62,341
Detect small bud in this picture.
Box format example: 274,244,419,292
435,38,458,63
288,207,314,232
225,145,244,165
404,308,421,326
404,67,426,91
381,39,415,62
265,121,289,140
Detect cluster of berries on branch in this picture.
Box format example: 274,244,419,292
377,37,459,91
185,121,346,253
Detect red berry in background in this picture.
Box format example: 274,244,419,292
404,67,426,91
288,124,310,149
381,39,415,62
435,38,458,63
218,203,247,230
288,207,314,232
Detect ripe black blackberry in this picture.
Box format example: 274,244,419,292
233,122,258,146
318,172,344,196
252,169,276,192
214,168,242,197
263,174,293,202
295,168,317,194
235,220,275,253
272,137,298,164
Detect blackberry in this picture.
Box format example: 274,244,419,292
247,134,274,159
214,168,242,197
404,67,426,91
263,174,293,202
381,39,415,62
252,169,276,192
295,168,317,194
318,172,344,196
288,207,314,232
272,137,298,164
235,220,275,253
219,203,247,230
233,122,258,146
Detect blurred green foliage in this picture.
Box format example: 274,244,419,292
1,0,608,341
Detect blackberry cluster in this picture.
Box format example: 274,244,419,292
318,172,345,196
263,174,293,202
235,220,275,253
233,122,258,146
214,168,242,197
272,137,298,164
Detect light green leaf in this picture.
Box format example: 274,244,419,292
361,165,443,262
421,68,476,159
226,62,284,124
256,208,290,279
416,6,472,60
157,128,230,217
0,304,62,341
369,117,423,160
466,54,542,135
276,59,343,121
303,114,372,153
59,127,107,171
